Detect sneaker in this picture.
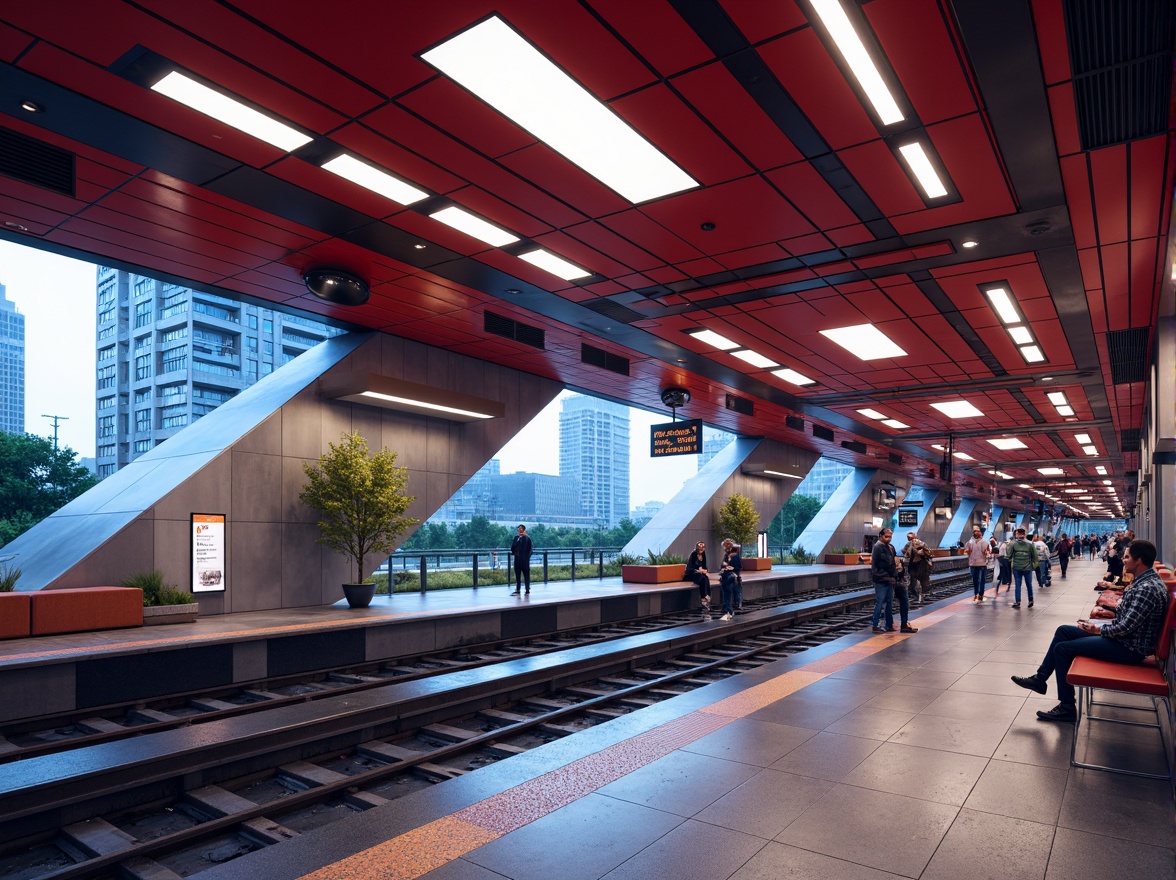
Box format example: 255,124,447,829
720,613,733,621
1011,602,1021,608
977,596,984,602
900,625,919,633
1028,600,1034,607
972,596,979,602
1011,674,1047,694
510,591,520,596
871,626,886,633
1036,703,1077,722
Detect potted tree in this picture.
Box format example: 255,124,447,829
716,494,771,570
824,546,867,565
300,431,418,608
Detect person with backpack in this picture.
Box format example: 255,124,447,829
1005,527,1039,609
1032,533,1051,587
1055,533,1072,579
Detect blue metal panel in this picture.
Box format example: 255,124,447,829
983,506,1004,541
939,497,979,548
792,467,877,554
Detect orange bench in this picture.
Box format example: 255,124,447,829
1066,584,1176,779
0,592,31,639
28,587,143,636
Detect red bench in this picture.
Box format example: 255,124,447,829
28,587,143,636
1066,584,1176,779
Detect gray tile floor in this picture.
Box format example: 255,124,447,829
423,557,1174,880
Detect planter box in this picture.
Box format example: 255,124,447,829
143,603,199,626
824,554,866,565
0,592,31,640
742,557,773,571
621,564,686,584
931,549,954,558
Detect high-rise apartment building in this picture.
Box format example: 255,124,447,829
0,283,25,434
559,395,629,527
94,268,342,476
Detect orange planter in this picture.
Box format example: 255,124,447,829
621,564,687,584
742,557,773,571
824,554,865,565
0,592,31,640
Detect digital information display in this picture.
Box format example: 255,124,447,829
650,418,702,458
897,509,920,527
191,513,227,593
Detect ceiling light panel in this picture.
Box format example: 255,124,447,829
930,400,984,419
1038,467,1065,475
429,206,519,246
819,324,907,360
856,408,886,419
771,368,816,386
897,142,948,198
689,329,740,351
952,451,975,461
808,0,904,125
422,16,697,204
1055,404,1074,416
322,154,429,205
984,286,1020,324
1007,325,1033,345
881,419,908,429
1074,433,1091,444
518,249,591,280
1020,345,1046,363
987,437,1027,450
1047,392,1068,405
151,70,312,152
1083,445,1098,455
731,349,779,369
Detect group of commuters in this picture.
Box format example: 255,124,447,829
686,539,744,621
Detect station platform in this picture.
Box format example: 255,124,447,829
183,555,1172,880
0,561,904,724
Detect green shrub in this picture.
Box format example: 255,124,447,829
614,553,645,566
0,564,19,592
646,549,685,565
783,544,816,565
121,570,193,606
833,546,860,554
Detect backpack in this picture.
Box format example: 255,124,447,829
1005,538,1037,569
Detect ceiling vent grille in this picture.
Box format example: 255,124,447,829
785,415,804,431
812,424,835,442
484,311,545,350
581,343,629,376
1064,0,1173,149
582,299,645,325
1121,428,1141,452
888,453,903,465
725,394,754,416
841,440,867,454
0,127,76,196
1105,327,1149,384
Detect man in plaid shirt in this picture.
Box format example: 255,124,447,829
1011,539,1170,722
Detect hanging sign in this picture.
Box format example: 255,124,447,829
650,418,702,457
191,513,227,593
897,509,919,527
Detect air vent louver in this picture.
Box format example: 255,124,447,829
785,415,804,431
812,424,835,442
582,299,645,325
484,311,545,350
0,127,76,196
725,394,754,416
581,343,629,376
888,453,903,465
841,440,867,454
1121,428,1141,452
1064,0,1173,149
1105,327,1149,384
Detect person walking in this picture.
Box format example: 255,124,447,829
685,542,711,610
509,524,533,596
1032,533,1051,588
1088,534,1100,560
1005,527,1039,609
993,534,1012,598
902,532,932,605
1055,533,1071,579
963,526,989,603
718,539,742,621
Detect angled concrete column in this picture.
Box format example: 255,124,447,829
622,438,820,557
792,467,877,554
983,506,1005,541
939,497,979,548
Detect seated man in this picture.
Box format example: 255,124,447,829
1011,539,1169,721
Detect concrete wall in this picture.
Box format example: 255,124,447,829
7,333,563,614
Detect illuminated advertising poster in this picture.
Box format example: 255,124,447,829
191,513,227,593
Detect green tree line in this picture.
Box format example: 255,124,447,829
0,432,97,547
398,515,641,551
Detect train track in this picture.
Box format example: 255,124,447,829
0,570,971,880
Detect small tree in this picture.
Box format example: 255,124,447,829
300,432,419,582
715,493,760,553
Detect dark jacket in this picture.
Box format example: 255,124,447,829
871,541,898,584
721,548,742,582
510,532,533,563
685,549,708,577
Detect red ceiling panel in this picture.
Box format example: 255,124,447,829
0,20,33,60
867,0,977,124
1047,84,1083,157
397,77,536,162
766,161,861,229
1059,155,1097,248
720,0,808,44
827,224,875,247
780,231,834,257
838,140,925,217
669,64,806,172
710,243,790,272
587,0,713,76
760,29,879,151
498,142,630,218
1032,0,1072,86
1090,145,1130,245
528,229,638,279
1098,242,1130,331
599,210,704,264
327,122,468,199
0,192,74,233
1128,136,1168,240
1130,238,1159,328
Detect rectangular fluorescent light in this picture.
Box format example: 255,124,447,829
360,391,498,420
809,0,904,125
1047,392,1068,406
1074,433,1091,444
323,372,506,422
731,349,779,369
857,408,886,419
422,16,697,204
1083,445,1098,455
764,470,802,479
518,249,591,280
322,154,428,205
1038,467,1065,475
429,206,519,246
1056,405,1074,416
690,329,740,351
882,419,909,429
897,142,948,198
772,368,816,386
953,451,975,461
984,287,1020,324
1020,345,1046,363
151,71,312,151
1007,325,1034,345
1064,489,1083,493
988,437,1027,450
930,400,984,419
988,471,1013,479
819,323,907,359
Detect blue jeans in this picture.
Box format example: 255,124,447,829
720,572,739,613
1036,560,1050,586
872,581,894,629
1036,625,1145,705
1013,568,1034,603
970,565,987,597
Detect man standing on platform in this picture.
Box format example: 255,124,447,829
902,532,932,605
510,524,533,596
1005,528,1038,609
964,526,989,603
871,528,917,633
1012,539,1169,721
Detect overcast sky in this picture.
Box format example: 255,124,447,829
0,239,695,505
